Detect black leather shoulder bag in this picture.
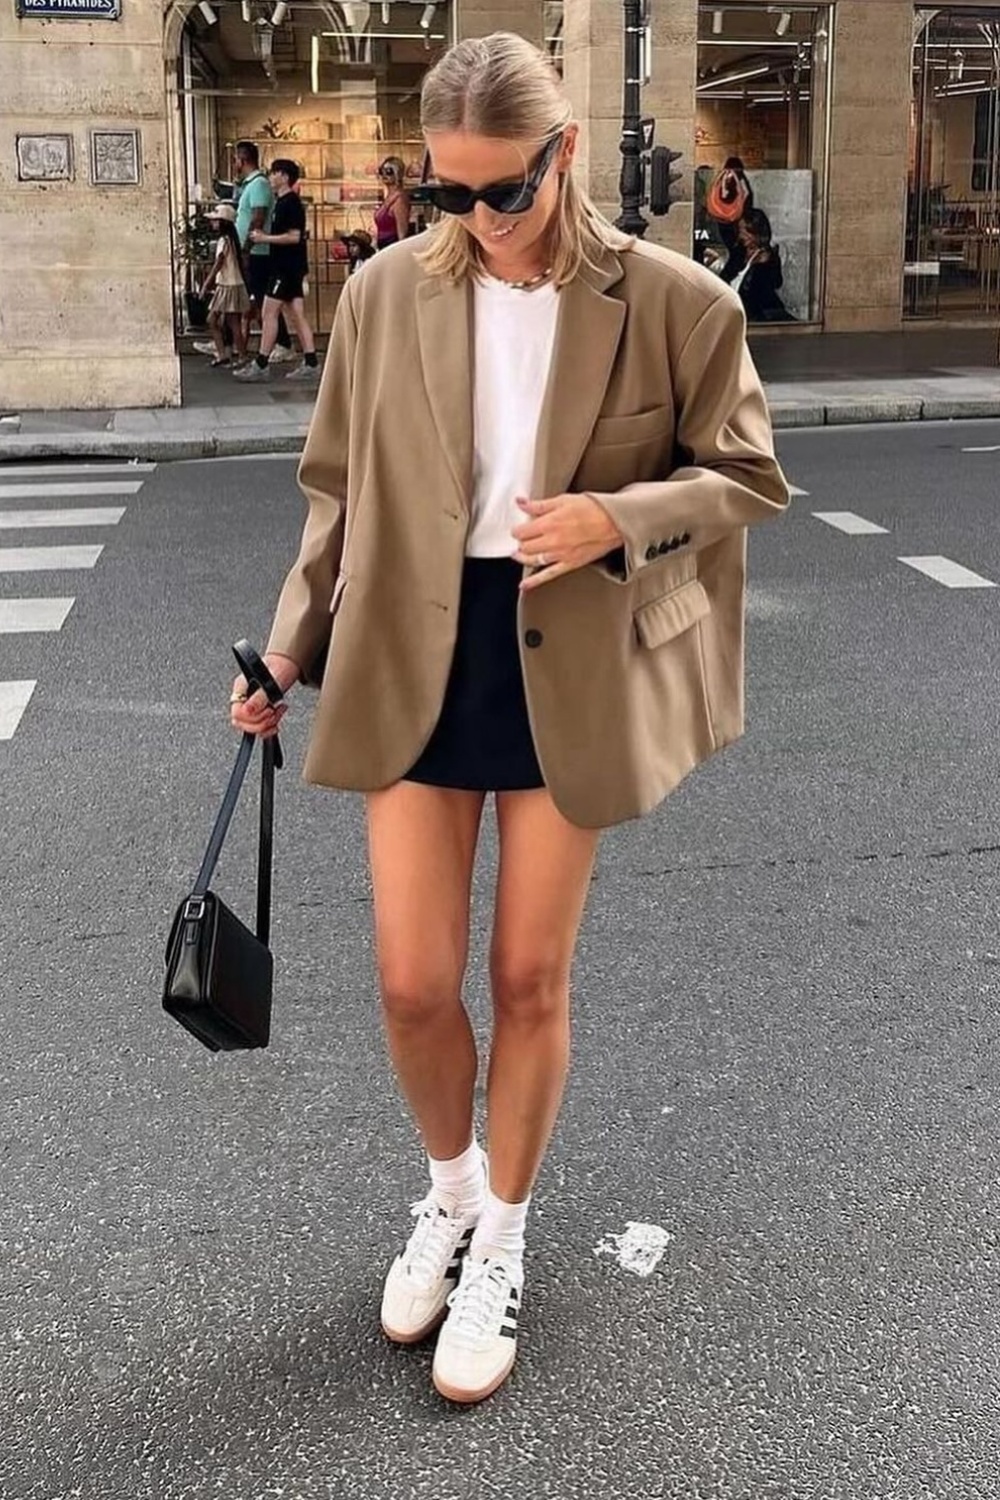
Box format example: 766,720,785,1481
162,642,283,1052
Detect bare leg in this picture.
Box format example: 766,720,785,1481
229,312,247,361
366,781,485,1161
257,295,283,361
208,310,226,361
284,298,316,357
486,789,599,1202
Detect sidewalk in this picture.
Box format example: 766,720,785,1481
2,330,1000,462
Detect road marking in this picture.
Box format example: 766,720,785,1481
962,445,1000,453
899,555,997,589
595,1222,674,1278
0,598,74,633
813,511,889,535
0,544,103,572
789,485,809,497
0,462,156,477
0,681,36,740
0,507,125,530
0,481,143,499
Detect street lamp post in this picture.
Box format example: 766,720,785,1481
616,0,649,237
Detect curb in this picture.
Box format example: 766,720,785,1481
2,396,1000,461
769,394,1000,430
0,427,309,463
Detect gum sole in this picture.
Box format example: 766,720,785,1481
381,1309,446,1346
432,1350,516,1405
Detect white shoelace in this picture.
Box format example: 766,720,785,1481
402,1194,468,1288
444,1257,515,1346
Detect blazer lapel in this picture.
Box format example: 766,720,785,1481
532,251,627,498
416,276,474,512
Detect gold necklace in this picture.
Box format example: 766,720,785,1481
491,266,554,291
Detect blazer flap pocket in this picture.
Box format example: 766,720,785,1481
634,579,710,649
591,405,671,447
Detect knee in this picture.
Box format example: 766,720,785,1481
378,965,461,1030
491,954,568,1026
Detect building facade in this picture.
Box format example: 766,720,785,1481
2,0,999,411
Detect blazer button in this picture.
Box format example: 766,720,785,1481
645,544,659,562
680,531,691,545
524,628,544,649
658,541,671,555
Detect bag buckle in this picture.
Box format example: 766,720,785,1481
183,896,207,922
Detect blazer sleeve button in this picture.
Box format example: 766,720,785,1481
658,541,671,555
680,532,691,545
644,544,659,562
524,628,544,649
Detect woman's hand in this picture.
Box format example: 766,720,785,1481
229,652,300,739
511,494,623,591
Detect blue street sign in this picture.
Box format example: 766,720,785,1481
17,0,121,17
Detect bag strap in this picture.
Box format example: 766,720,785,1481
190,643,284,946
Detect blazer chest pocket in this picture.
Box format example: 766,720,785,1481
590,404,672,448
634,579,710,649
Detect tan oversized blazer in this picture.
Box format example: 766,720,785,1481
267,236,789,829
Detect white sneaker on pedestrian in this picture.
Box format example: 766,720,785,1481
192,340,216,357
233,361,270,382
284,362,319,382
381,1193,477,1345
268,343,297,364
432,1252,522,1404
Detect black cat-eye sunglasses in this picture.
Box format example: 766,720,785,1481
411,133,563,218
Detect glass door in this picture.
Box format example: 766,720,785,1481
908,8,1000,320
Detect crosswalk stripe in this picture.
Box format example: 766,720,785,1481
0,598,74,633
789,485,809,497
813,511,889,535
0,507,125,530
0,544,103,572
0,681,36,740
899,556,997,589
0,481,143,499
0,463,155,477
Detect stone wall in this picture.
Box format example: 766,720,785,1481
0,3,179,411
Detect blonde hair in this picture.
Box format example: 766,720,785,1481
418,32,630,286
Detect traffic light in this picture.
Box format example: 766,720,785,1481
649,146,684,216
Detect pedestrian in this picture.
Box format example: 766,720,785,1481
373,156,412,249
725,208,795,323
232,139,295,366
229,31,788,1404
198,204,250,367
234,158,319,384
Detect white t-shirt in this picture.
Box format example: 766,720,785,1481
467,276,560,558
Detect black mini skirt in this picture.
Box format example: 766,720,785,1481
404,557,545,793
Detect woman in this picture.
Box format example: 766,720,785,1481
725,208,794,323
704,155,754,277
373,156,411,249
198,203,250,367
231,32,788,1405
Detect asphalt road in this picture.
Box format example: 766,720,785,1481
2,423,999,1499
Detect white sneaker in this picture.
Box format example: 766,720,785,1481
233,361,270,382
268,344,297,364
432,1252,522,1404
380,1193,477,1345
192,340,216,357
284,362,319,382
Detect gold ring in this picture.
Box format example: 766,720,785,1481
230,692,248,704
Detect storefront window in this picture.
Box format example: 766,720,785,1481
173,1,454,337
693,4,831,324
907,8,1000,319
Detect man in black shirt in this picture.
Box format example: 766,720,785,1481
235,159,320,383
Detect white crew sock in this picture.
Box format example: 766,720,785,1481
470,1187,530,1268
428,1139,487,1219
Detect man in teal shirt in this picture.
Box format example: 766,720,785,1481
233,140,293,359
